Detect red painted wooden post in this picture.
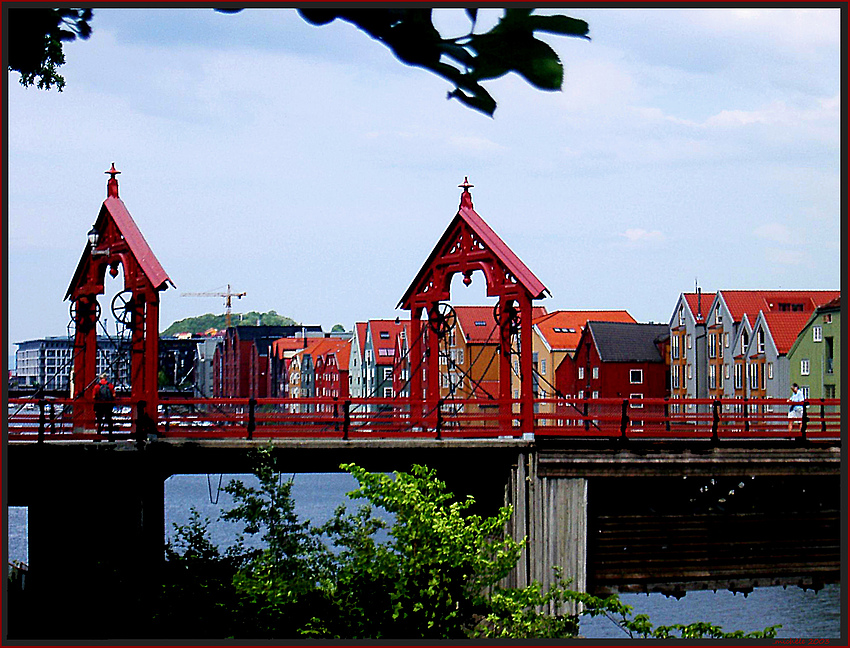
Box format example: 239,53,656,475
498,297,513,433
519,293,534,434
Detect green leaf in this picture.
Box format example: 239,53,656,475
297,9,340,26
527,14,590,38
504,8,535,22
508,37,564,90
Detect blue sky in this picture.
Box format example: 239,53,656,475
6,8,841,358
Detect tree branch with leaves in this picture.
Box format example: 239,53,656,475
8,8,589,115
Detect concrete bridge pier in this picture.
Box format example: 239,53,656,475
505,451,588,615
7,444,168,640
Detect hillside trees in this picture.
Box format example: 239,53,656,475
161,310,296,336
7,8,589,116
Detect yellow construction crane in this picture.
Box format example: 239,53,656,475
180,284,246,329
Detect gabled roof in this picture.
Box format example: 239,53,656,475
535,310,636,352
353,322,368,357
454,306,499,343
586,321,668,363
67,193,174,299
719,290,840,322
369,319,408,365
683,292,714,323
787,296,842,358
753,311,812,356
399,183,549,308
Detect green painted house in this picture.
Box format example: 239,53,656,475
787,297,841,400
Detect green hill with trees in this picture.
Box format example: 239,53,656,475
162,310,297,336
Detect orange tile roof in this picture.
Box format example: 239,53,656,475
682,292,715,322
455,306,499,343
721,290,840,322
272,336,313,359
311,338,352,369
759,311,813,355
370,319,409,365
534,310,636,352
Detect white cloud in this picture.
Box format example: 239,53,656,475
766,248,805,266
754,223,795,245
619,228,665,244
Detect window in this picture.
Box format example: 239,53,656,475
541,359,547,375
687,364,692,380
709,365,716,389
725,364,730,379
592,366,599,380
825,384,836,398
379,331,390,339
824,313,832,324
630,369,643,384
708,334,717,358
800,385,810,399
825,337,834,374
553,327,576,334
629,394,643,408
749,363,759,390
757,329,765,354
813,326,823,342
591,391,599,399
578,366,584,380
474,320,487,326
724,332,730,348
578,390,584,400
678,306,685,327
800,359,810,376
671,365,680,389
734,364,743,390
383,367,393,380
378,348,394,357
767,362,773,380
383,387,394,398
671,334,680,359
687,334,692,349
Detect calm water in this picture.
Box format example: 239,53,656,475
7,474,843,639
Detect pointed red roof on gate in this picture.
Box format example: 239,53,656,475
398,180,549,309
66,168,173,299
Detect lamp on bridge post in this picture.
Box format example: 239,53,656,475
87,225,110,257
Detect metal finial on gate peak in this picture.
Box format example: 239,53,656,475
459,176,474,209
105,162,121,198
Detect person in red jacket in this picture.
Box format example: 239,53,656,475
93,373,116,438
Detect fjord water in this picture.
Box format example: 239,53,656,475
7,473,841,639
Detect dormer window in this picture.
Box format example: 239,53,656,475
379,331,390,339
